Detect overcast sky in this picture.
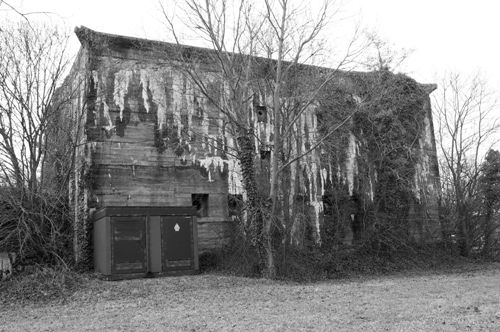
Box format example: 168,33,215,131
3,0,500,90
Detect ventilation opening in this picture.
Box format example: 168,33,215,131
260,150,271,160
192,194,209,217
256,105,267,122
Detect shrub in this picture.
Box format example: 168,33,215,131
0,265,88,305
0,187,72,266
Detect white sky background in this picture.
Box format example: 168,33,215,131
3,0,500,157
3,0,500,90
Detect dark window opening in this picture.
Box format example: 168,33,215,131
228,194,243,217
260,149,271,160
256,105,267,122
322,195,334,216
192,194,209,217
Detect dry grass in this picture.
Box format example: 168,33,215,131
1,263,500,331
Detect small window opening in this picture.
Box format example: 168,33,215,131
322,195,334,216
260,144,272,160
192,194,209,217
260,150,271,160
256,105,267,122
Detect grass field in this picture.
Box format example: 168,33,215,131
1,263,500,331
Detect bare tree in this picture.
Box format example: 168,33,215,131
359,30,412,72
162,0,268,268
433,73,499,256
0,21,72,190
0,21,81,264
161,0,362,277
0,1,51,26
261,0,363,277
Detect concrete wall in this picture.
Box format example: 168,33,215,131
84,53,233,252
61,27,443,258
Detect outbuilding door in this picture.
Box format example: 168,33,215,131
161,216,194,271
111,217,147,274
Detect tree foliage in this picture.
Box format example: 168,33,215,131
478,149,500,256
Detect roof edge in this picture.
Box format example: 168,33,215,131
74,26,228,61
75,26,171,48
421,83,438,94
73,26,437,95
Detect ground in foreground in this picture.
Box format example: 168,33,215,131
1,264,500,331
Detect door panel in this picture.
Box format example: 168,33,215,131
162,216,193,270
111,217,147,274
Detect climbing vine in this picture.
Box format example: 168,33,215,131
318,71,428,249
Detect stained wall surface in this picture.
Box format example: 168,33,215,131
59,27,442,263
86,55,233,252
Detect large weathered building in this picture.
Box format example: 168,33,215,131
57,27,441,266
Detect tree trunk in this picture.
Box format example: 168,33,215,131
457,204,471,257
266,105,280,278
236,132,268,270
481,209,493,257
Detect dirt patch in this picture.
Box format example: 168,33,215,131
1,264,500,331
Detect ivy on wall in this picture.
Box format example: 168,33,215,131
319,71,428,248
